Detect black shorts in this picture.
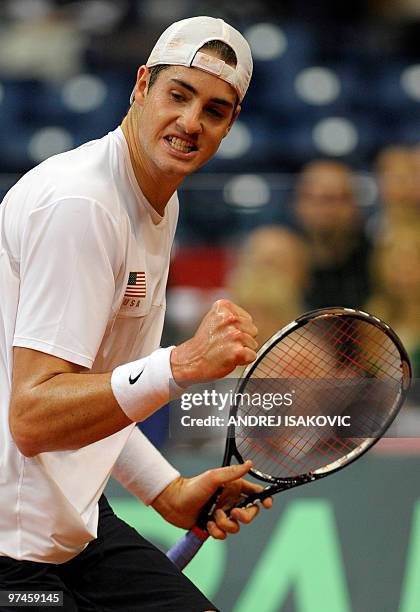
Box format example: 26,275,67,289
0,496,218,612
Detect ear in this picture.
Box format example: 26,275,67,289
224,104,241,138
131,65,150,108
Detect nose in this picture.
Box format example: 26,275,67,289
176,102,203,135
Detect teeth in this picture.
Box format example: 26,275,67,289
168,136,194,153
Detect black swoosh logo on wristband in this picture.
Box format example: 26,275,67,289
129,370,144,385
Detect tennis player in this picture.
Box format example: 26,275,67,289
0,16,271,612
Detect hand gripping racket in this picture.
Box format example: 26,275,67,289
166,307,411,570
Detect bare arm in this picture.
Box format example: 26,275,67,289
10,299,257,458
10,347,132,457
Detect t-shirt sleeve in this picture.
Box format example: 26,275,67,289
13,197,123,368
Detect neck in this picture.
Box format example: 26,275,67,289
306,229,355,265
121,108,181,216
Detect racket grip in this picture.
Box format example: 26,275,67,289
166,527,209,570
235,486,272,509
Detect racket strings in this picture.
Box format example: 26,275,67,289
235,315,405,479
312,318,401,380
255,318,402,382
237,428,356,478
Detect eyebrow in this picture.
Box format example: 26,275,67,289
169,78,234,109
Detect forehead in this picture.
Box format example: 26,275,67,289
301,167,353,192
153,64,238,105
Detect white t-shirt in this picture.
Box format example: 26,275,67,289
0,128,178,562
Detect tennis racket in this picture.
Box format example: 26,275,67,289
166,307,411,570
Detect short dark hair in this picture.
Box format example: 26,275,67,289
148,40,238,90
200,40,237,67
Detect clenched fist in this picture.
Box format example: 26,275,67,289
170,299,258,386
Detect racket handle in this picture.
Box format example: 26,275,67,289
166,487,223,570
166,526,208,570
235,486,272,509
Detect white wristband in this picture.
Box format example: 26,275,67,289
111,346,184,422
112,427,180,505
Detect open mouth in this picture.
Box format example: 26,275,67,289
165,136,198,154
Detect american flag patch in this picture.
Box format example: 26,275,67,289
125,271,146,298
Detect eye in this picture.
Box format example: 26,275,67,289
206,107,224,119
170,91,185,102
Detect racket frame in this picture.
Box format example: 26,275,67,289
167,307,412,569
222,306,412,501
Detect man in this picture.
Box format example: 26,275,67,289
0,16,271,612
375,145,419,237
294,159,371,309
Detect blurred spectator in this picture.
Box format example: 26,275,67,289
374,145,420,240
366,225,420,377
228,225,309,345
0,3,86,81
409,144,420,217
293,160,371,310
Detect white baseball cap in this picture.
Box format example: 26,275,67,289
142,16,253,103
